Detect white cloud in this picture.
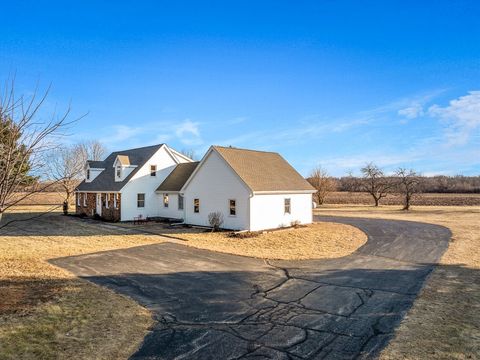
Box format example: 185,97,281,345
428,91,480,146
398,103,424,119
175,119,203,145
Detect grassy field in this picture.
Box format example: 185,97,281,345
325,191,480,206
314,205,480,359
0,207,167,360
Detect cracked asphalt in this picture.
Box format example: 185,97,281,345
50,216,451,359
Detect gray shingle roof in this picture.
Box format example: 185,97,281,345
156,162,199,192
77,144,164,192
213,146,316,192
87,160,106,168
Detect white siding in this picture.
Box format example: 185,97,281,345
157,193,184,220
120,146,188,221
183,151,250,230
249,193,313,231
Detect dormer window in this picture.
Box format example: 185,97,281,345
116,166,121,178
86,169,90,180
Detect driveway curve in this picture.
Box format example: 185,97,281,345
51,216,451,359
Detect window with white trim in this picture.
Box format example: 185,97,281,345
229,199,236,216
116,166,121,178
150,165,157,176
178,195,184,210
163,193,169,208
194,198,200,213
137,193,145,208
284,198,291,214
86,169,90,180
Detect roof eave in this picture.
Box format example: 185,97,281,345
252,190,317,195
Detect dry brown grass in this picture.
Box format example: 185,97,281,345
0,206,166,359
314,205,480,359
171,222,367,260
325,191,480,206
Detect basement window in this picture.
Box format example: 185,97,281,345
284,198,291,214
150,165,157,176
194,198,200,213
229,199,236,216
163,193,169,208
137,193,145,208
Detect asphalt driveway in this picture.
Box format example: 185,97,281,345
51,216,451,359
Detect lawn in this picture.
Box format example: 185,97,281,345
0,207,166,360
170,222,367,260
314,205,480,359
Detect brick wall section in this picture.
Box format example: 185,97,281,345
75,192,121,222
101,193,121,222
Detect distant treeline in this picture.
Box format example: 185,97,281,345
335,175,480,194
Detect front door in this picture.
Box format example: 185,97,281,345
96,193,102,216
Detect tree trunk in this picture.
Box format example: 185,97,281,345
403,194,411,210
374,196,379,207
64,191,71,215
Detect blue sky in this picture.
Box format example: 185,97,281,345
1,1,479,176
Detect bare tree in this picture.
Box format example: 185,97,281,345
48,140,105,214
308,166,336,205
360,163,394,206
78,140,106,161
48,145,82,214
395,168,421,210
0,79,78,223
180,148,196,160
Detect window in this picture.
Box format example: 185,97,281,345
284,198,291,214
229,199,236,216
163,193,169,208
106,193,110,208
178,194,184,210
83,193,87,207
86,169,90,180
194,198,200,213
116,166,121,178
114,193,118,209
77,193,80,206
137,193,145,208
150,165,157,176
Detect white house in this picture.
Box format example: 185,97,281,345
76,144,316,231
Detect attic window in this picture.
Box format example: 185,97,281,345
116,166,121,178
86,169,90,180
150,165,157,176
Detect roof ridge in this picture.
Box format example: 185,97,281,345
213,145,280,155
113,143,164,155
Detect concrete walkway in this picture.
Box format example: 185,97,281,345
51,216,451,359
